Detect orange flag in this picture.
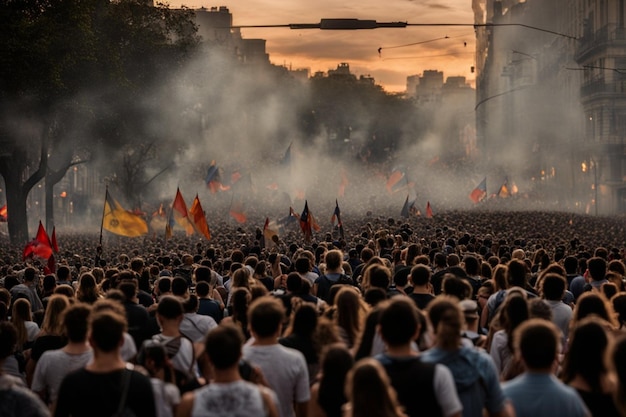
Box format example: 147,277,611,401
189,195,211,240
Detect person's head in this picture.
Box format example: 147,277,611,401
573,292,615,326
564,256,579,275
379,297,420,347
365,265,391,290
41,294,70,335
62,302,92,343
335,287,365,345
409,264,431,287
23,267,37,283
561,316,611,390
205,324,244,370
288,302,317,337
195,281,210,298
286,273,303,293
427,297,463,350
325,250,343,271
295,257,311,274
441,274,472,300
248,296,285,339
231,268,251,290
346,358,404,417
56,265,71,282
118,280,137,302
463,255,480,276
513,319,559,371
171,277,188,297
157,295,184,323
540,273,567,301
89,310,127,353
507,259,528,288
183,294,199,314
130,257,144,273
587,257,607,281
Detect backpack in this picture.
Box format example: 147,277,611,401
317,274,354,302
151,334,201,394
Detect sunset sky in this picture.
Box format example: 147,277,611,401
169,0,476,92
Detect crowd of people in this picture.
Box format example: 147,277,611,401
0,209,626,417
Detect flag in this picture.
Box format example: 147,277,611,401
511,182,519,195
205,161,230,193
167,188,194,237
338,169,349,198
51,227,59,253
386,169,405,194
426,201,433,218
401,195,410,218
0,204,6,222
23,221,53,260
331,200,344,239
229,198,247,224
150,203,168,233
281,143,292,166
102,190,148,237
300,200,313,241
498,181,510,198
263,217,279,248
409,200,418,216
189,195,211,240
469,177,487,203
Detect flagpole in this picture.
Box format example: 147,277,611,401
99,186,108,246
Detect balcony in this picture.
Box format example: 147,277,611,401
576,24,626,63
581,79,626,98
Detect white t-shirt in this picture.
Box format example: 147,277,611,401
31,348,93,403
191,379,276,417
180,313,217,342
151,378,180,417
242,344,310,417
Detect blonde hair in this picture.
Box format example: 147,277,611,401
11,298,32,348
40,294,70,336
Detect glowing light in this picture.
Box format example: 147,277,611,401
581,162,587,173
60,191,67,198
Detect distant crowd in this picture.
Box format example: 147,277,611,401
1,209,626,417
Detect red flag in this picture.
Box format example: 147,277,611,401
386,170,405,194
189,195,211,240
426,201,433,218
51,227,59,253
23,221,53,260
229,199,247,224
469,177,487,203
300,201,312,242
169,188,194,236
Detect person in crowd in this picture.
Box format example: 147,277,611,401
180,294,217,343
10,267,44,313
343,358,407,417
502,319,589,417
54,309,155,417
137,341,180,417
177,324,279,417
309,344,354,417
489,292,529,379
375,297,462,417
560,317,619,417
280,302,320,384
32,302,93,408
11,298,39,351
422,297,511,417
243,296,310,417
408,264,436,310
0,322,50,417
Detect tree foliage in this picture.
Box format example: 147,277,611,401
0,0,198,243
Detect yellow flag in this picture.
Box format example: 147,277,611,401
103,191,148,237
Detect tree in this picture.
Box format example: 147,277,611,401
0,0,198,243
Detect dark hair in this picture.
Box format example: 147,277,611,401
118,281,137,301
157,295,184,320
514,319,559,370
63,303,92,343
354,307,384,361
0,321,17,359
195,266,211,283
248,297,285,338
183,294,199,313
507,260,528,288
441,274,472,300
379,298,419,346
588,257,607,281
157,277,171,294
89,311,127,352
195,281,210,297
318,344,354,417
367,265,391,290
171,277,188,297
540,273,567,301
463,255,479,276
205,324,244,370
561,317,609,392
427,297,462,350
410,264,431,286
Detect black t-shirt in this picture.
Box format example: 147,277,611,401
409,292,436,310
31,334,66,362
55,368,155,417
